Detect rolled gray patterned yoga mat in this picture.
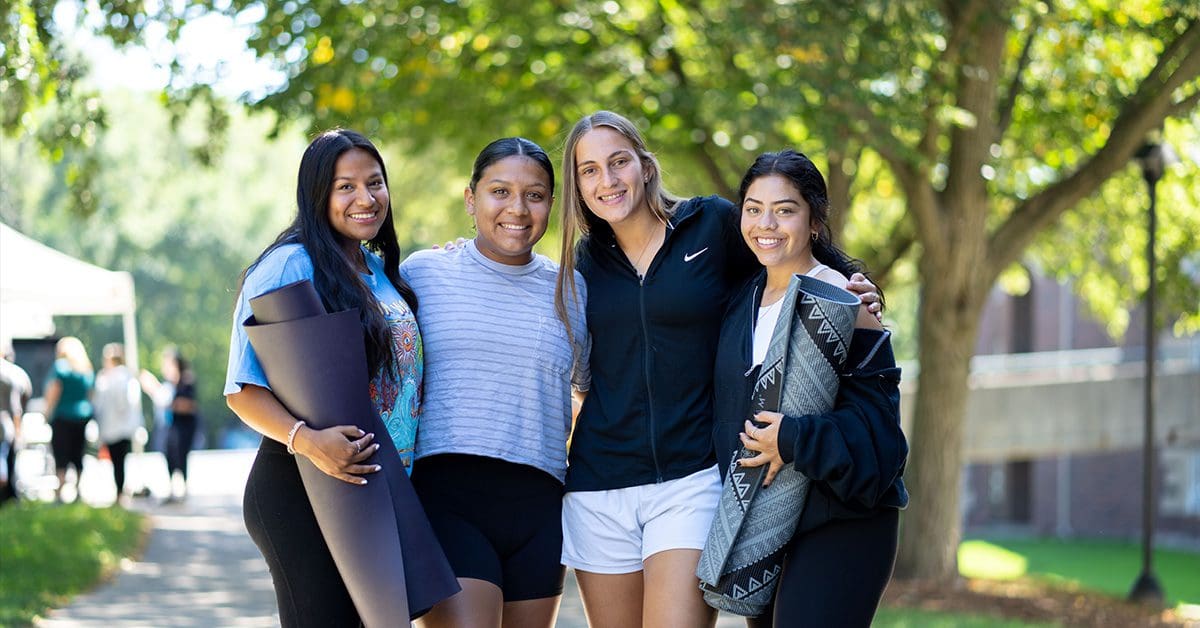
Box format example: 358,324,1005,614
245,279,459,625
697,273,859,617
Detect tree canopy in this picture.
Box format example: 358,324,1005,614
37,0,1190,326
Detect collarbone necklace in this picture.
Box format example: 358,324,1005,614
627,224,662,278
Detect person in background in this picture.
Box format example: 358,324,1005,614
139,362,174,460
138,357,175,501
44,336,95,503
0,341,33,505
162,348,198,504
554,111,883,627
714,149,907,626
93,343,144,506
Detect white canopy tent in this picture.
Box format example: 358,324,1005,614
0,222,139,371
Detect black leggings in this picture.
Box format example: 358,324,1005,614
166,413,196,480
51,419,88,472
243,438,361,628
747,508,899,628
105,439,132,495
1,439,16,503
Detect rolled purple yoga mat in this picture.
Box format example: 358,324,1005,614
245,279,458,624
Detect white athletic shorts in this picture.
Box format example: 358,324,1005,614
561,464,722,574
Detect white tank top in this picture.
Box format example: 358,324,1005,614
752,264,829,366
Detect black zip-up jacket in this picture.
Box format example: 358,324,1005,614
565,196,760,492
713,272,909,533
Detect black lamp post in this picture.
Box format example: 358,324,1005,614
1127,140,1176,606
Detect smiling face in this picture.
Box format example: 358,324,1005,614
466,154,553,265
327,147,389,259
573,126,652,228
741,174,819,272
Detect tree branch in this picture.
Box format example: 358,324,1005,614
826,143,861,239
868,219,916,289
916,0,985,160
997,6,1045,139
659,45,735,198
885,150,941,262
1144,17,1198,91
987,19,1200,274
605,0,736,198
1170,89,1200,116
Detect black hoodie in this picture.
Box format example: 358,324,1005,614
712,271,909,533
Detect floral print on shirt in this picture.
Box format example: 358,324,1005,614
369,298,422,473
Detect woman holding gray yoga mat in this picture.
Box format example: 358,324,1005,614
225,129,456,626
711,149,909,627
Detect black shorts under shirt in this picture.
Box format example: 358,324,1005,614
412,453,565,602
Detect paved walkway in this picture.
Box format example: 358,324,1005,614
36,449,740,627
37,450,278,627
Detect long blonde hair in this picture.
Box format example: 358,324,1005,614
56,336,93,374
555,111,681,324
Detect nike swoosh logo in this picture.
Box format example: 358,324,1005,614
683,247,709,262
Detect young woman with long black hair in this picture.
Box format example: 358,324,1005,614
225,129,427,626
714,149,908,627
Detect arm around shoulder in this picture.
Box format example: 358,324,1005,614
815,267,883,331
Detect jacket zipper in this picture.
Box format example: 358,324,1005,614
613,234,666,483
743,281,761,378
639,271,663,482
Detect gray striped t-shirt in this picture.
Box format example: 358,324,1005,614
401,241,590,483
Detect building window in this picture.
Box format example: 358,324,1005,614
1160,448,1200,516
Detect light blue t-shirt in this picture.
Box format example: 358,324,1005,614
225,243,423,468
401,241,589,483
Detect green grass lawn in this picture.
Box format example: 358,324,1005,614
960,537,1200,606
0,501,145,626
874,607,1059,627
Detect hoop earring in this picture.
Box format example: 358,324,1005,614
811,231,818,242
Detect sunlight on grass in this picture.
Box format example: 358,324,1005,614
961,538,1200,607
959,540,1029,580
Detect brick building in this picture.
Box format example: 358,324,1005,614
957,276,1200,545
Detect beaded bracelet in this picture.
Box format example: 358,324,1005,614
286,420,306,455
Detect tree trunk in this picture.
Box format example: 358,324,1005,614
826,145,857,240
892,3,1004,581
894,264,985,581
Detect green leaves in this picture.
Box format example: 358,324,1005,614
1,91,308,440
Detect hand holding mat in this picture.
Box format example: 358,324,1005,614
245,279,458,624
697,273,859,616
